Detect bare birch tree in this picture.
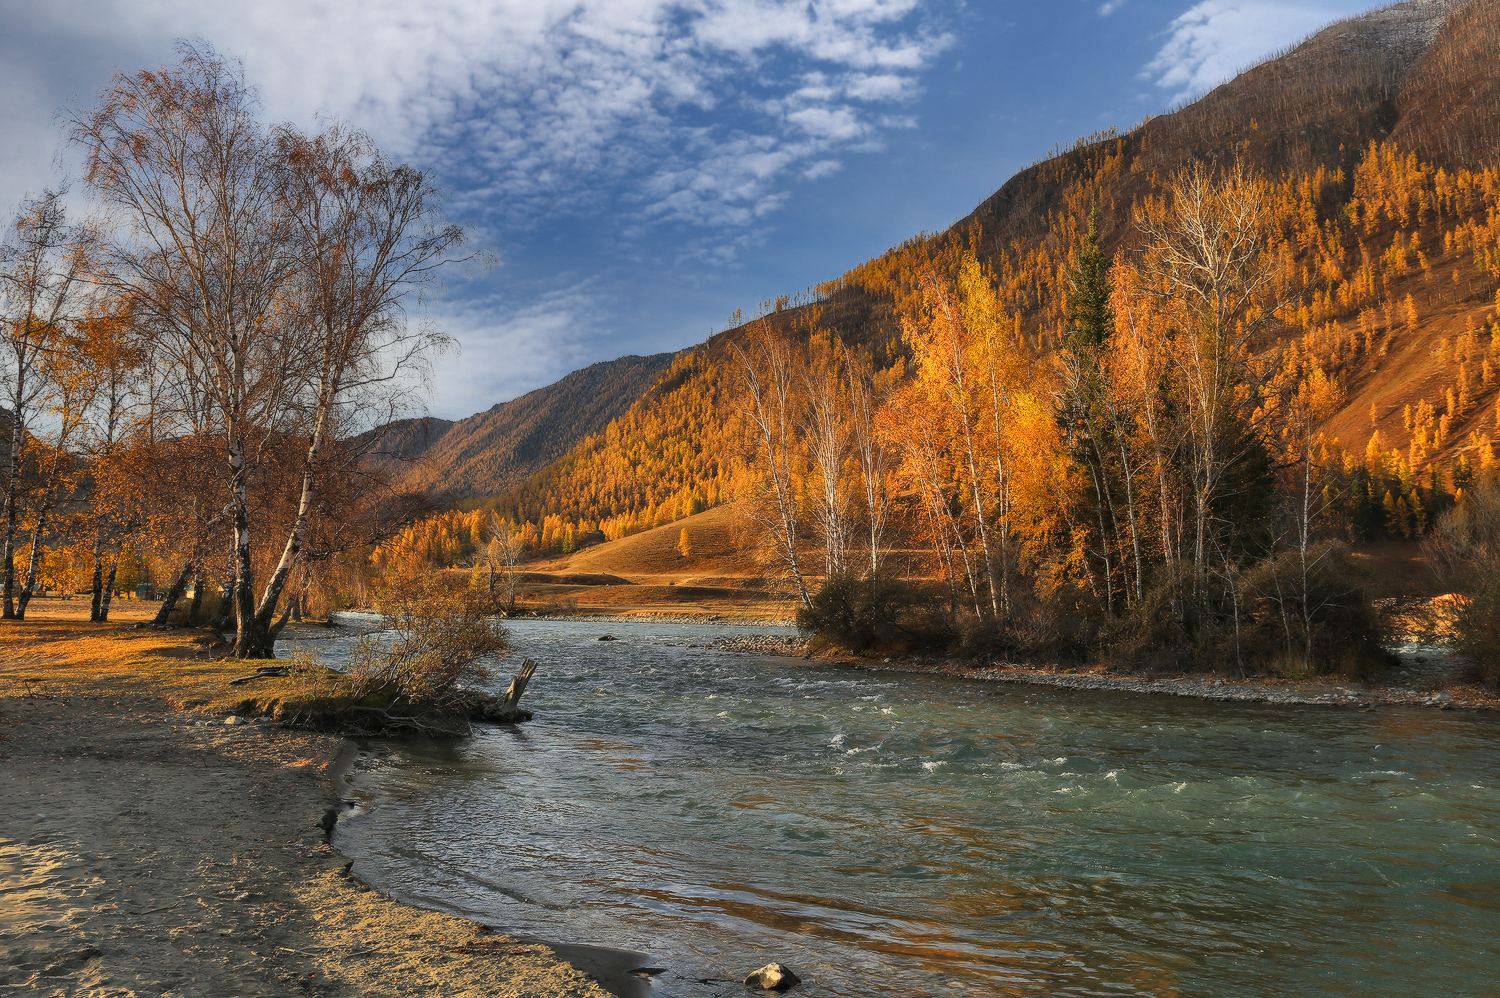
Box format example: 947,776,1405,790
0,190,99,618
802,333,853,578
734,322,812,609
1136,160,1282,581
74,46,302,655
15,338,98,617
241,124,463,655
486,513,524,615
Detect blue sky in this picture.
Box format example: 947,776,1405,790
0,0,1375,420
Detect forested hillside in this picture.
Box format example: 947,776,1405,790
484,0,1500,541
367,0,1500,675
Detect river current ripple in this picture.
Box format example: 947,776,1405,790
302,618,1500,997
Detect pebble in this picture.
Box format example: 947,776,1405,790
851,662,1487,710
516,612,797,626
712,635,809,656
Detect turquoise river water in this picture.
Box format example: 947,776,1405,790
306,618,1500,997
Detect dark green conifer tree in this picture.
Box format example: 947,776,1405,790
1064,207,1114,357
1060,207,1128,613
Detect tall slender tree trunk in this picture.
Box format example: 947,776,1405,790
0,410,23,619
1109,408,1146,605
1297,443,1321,671
227,427,263,657
151,560,195,626
97,557,119,622
995,480,1012,617
0,518,16,622
16,444,72,619
187,570,206,627
15,507,50,619
1,537,15,619
248,407,328,654
1087,456,1115,617
90,533,106,622
957,417,1000,621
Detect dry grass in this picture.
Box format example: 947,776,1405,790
0,598,336,714
546,503,754,581
494,504,800,620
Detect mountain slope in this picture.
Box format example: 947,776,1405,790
371,352,677,500
493,0,1500,530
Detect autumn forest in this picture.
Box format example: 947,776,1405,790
8,3,1500,683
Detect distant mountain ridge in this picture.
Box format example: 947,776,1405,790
489,0,1500,528
369,352,677,500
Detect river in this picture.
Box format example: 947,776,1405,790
302,617,1500,997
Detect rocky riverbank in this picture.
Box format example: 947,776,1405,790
707,634,810,656
699,629,1496,710
846,654,1498,710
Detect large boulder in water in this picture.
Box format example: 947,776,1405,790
744,963,800,991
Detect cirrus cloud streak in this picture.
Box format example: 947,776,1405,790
13,0,949,242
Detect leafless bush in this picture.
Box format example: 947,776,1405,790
275,577,507,733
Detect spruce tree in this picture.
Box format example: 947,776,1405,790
1060,207,1125,613
1064,206,1114,357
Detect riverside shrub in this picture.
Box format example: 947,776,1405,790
272,577,508,733
797,575,937,653
1426,476,1500,687
1104,551,1387,677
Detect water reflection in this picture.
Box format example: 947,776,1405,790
299,618,1500,998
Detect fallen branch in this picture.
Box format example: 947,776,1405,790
228,666,291,685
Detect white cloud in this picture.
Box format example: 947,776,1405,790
804,159,843,180
1144,1,1366,103
845,73,910,100
1098,1,1127,15
3,0,949,239
787,106,867,140
425,286,607,419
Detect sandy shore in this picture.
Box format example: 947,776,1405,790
0,605,616,998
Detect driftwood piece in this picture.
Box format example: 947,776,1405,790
503,659,536,708
228,666,291,685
